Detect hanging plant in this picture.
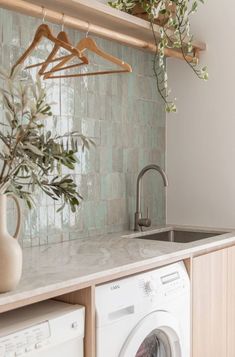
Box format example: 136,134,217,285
108,0,208,112
0,65,94,212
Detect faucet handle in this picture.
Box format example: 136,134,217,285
138,208,151,228
138,217,151,228
145,207,151,227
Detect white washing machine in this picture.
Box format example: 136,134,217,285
96,262,190,357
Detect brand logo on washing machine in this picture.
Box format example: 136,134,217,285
110,284,120,291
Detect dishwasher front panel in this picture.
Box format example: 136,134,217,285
0,300,85,357
29,338,83,357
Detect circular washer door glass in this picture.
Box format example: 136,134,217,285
135,329,172,357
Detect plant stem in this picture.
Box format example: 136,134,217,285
150,20,168,105
0,160,7,181
176,13,201,78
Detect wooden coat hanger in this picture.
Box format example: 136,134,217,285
26,14,88,74
42,33,132,79
26,30,88,73
11,23,88,74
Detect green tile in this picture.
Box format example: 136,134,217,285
1,8,166,246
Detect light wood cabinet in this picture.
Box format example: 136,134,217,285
192,248,228,357
192,245,235,357
56,286,96,357
227,246,235,357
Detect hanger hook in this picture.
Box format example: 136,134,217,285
42,7,47,23
61,13,65,31
86,22,90,38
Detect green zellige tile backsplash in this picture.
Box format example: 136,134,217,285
0,8,166,247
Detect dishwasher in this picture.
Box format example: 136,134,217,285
0,300,85,357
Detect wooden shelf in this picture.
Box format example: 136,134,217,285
0,0,206,59
25,0,206,51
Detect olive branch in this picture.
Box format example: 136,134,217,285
0,66,94,212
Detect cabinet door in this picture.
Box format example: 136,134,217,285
192,248,227,357
228,245,235,357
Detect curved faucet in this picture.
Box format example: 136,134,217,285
134,164,168,231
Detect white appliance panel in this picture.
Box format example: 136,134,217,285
0,300,85,357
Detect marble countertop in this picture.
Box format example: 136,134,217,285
1,225,235,311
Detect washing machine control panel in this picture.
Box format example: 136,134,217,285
159,270,187,295
139,266,188,298
161,271,181,286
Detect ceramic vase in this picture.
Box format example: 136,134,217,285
0,194,22,293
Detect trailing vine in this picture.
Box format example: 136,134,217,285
108,0,208,112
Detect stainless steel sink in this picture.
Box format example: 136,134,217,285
131,229,227,243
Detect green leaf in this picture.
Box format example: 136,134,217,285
191,1,198,13
24,143,44,157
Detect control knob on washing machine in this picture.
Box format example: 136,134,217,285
143,279,155,296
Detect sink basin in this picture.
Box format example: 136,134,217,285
132,229,227,243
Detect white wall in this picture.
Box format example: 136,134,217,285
166,0,235,228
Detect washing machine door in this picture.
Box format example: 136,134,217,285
119,311,182,357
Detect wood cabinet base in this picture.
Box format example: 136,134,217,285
56,286,96,357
